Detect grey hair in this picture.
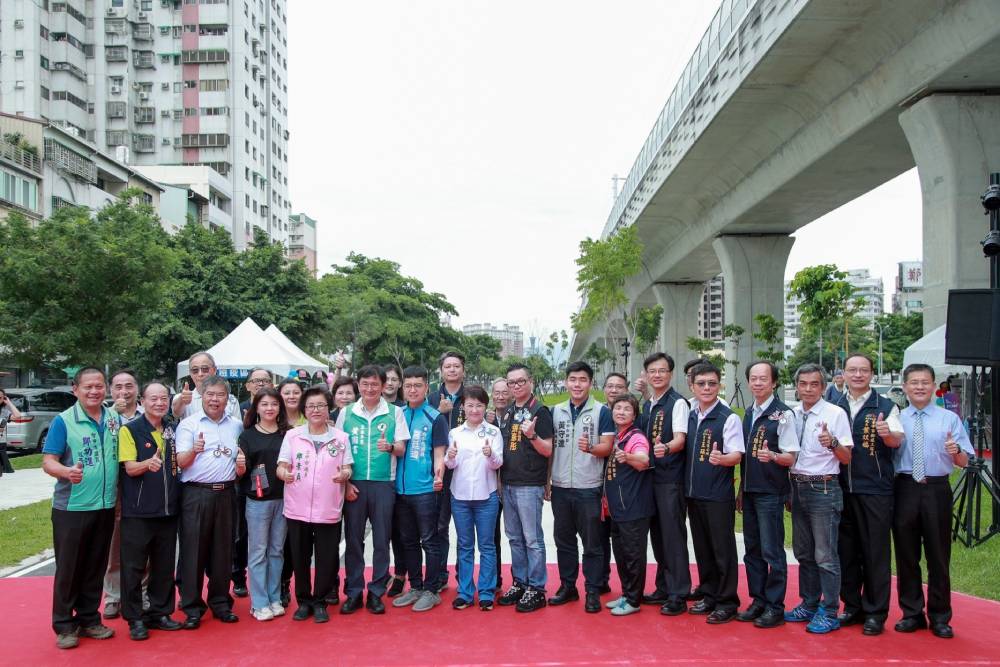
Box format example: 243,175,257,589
200,375,230,394
794,363,828,385
189,350,216,366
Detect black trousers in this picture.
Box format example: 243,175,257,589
232,493,248,587
494,497,504,587
51,508,115,635
611,517,649,608
688,498,740,611
344,480,395,598
551,486,605,592
120,515,178,621
839,491,893,620
600,518,612,587
287,518,341,607
435,467,455,585
391,516,407,579
892,475,953,625
178,484,235,618
649,482,692,601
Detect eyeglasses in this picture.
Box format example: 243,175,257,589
190,366,213,374
646,369,671,376
693,380,719,388
506,378,529,388
304,404,329,412
359,382,382,391
248,378,273,386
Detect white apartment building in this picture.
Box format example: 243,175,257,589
784,267,885,339
462,323,524,358
0,0,290,249
288,212,316,275
698,274,724,342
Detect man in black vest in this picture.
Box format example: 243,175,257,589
736,361,799,629
427,350,467,593
684,362,744,623
117,382,183,640
835,353,903,635
637,352,691,616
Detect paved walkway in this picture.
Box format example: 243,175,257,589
0,468,53,510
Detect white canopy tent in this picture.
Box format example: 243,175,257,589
264,324,328,373
902,325,969,379
176,317,327,381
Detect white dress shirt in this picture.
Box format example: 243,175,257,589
445,420,503,501
790,398,853,476
844,389,904,433
650,390,690,434
178,390,242,422
750,396,800,453
692,400,745,454
176,411,244,483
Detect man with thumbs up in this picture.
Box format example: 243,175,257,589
833,354,904,636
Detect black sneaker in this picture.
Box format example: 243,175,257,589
452,597,471,610
479,599,494,611
498,582,525,607
280,582,291,607
515,588,547,613
387,575,405,598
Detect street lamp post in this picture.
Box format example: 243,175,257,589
872,321,888,381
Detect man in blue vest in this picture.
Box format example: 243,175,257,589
683,361,744,624
736,361,799,628
548,361,614,613
834,354,903,636
391,366,449,613
42,367,121,649
637,352,691,615
427,350,467,593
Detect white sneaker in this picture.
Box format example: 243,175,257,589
252,607,274,622
269,602,286,617
605,596,625,609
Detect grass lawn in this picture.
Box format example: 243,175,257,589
0,499,52,568
10,453,43,470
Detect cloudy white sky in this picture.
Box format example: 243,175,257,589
287,1,922,339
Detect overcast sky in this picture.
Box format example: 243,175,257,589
287,1,922,341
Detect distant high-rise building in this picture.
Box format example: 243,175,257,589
462,323,524,358
698,274,724,342
0,0,291,249
784,268,885,340
893,261,924,316
288,212,317,275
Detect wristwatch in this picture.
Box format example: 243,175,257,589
830,438,841,450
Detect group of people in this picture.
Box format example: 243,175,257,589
41,347,973,650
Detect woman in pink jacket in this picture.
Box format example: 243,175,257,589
277,386,352,624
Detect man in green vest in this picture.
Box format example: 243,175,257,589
42,367,122,650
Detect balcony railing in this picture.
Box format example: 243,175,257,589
44,139,97,183
0,140,42,174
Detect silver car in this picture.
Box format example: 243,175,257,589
3,388,77,452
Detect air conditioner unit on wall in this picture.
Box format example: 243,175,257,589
139,92,149,100
111,84,121,94
161,109,171,117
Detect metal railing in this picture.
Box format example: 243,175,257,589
0,141,42,174
44,139,97,184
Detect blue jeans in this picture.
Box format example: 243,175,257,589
245,498,286,610
502,484,547,589
742,491,788,612
791,481,843,613
451,492,499,602
395,491,442,590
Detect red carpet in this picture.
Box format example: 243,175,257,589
4,565,999,665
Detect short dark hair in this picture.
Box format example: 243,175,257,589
844,353,875,371
331,375,358,398
383,364,402,380
745,360,779,383
73,366,106,385
643,352,675,372
603,372,628,387
463,385,490,405
245,367,271,381
402,366,429,381
683,357,712,377
200,375,230,394
565,360,594,380
689,362,721,382
438,351,465,368
242,387,289,431
140,381,170,400
110,368,140,386
610,394,640,419
903,363,935,383
794,363,827,385
356,364,386,383
301,385,333,412
506,362,531,378
277,378,302,394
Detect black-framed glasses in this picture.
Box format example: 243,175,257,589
506,378,529,388
248,378,273,386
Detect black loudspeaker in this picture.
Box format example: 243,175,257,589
945,289,1000,365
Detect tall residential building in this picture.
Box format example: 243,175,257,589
288,212,316,275
698,274,724,342
462,323,524,358
892,260,924,316
0,0,290,249
784,267,885,339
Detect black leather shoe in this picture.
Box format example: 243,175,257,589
641,591,668,606
181,616,200,630
147,615,182,631
280,581,291,607
707,608,737,624
232,585,249,598
685,588,705,602
585,592,601,613
293,604,313,621
931,623,954,639
214,611,239,624
894,617,927,633
660,599,686,616
598,583,612,595
754,609,785,628
313,605,329,623
688,600,715,615
340,596,363,615
548,586,580,606
387,576,405,598
838,611,863,626
737,603,765,622
366,593,385,615
863,618,884,636
128,621,149,641
325,593,340,606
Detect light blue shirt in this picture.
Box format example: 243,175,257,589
896,403,973,477
176,411,244,483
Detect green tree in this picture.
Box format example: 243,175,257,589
686,336,715,357
0,193,178,369
634,304,663,356
463,334,503,385
866,312,923,373
753,313,788,383
787,315,874,372
583,342,614,371
788,265,858,368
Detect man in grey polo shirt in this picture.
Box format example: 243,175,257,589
175,376,246,628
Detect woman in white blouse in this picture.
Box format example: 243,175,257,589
445,385,503,611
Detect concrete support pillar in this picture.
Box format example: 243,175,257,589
651,282,705,389
713,234,795,405
899,94,997,334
